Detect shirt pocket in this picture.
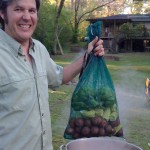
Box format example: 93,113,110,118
0,76,32,111
36,71,48,86
35,71,48,97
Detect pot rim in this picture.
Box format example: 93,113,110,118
65,137,143,150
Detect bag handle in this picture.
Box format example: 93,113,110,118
79,48,94,79
80,20,102,78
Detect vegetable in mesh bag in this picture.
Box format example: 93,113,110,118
64,54,123,139
64,21,123,140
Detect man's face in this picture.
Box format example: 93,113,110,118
0,0,38,43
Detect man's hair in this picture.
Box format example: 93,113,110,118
0,0,41,29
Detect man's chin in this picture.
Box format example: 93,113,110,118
16,36,31,44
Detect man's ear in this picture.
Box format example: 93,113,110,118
0,11,4,20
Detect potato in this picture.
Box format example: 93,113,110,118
81,126,91,137
105,124,113,135
75,127,82,133
100,119,108,128
109,118,120,127
99,128,105,136
75,118,84,127
91,126,99,136
84,119,92,128
69,119,76,128
65,127,74,135
91,116,102,126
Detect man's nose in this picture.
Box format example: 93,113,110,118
22,10,30,20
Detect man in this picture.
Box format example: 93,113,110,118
0,0,104,150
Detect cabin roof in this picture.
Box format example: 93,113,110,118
87,14,150,23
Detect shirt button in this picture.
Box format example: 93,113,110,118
43,131,46,135
42,113,44,117
24,58,27,62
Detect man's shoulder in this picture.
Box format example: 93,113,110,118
32,38,48,50
32,38,49,55
32,38,45,48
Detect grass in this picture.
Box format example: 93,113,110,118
49,52,150,150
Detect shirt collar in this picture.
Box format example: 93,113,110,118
0,29,35,57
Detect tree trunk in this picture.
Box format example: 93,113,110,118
56,33,63,55
71,0,115,43
53,20,58,55
53,0,66,55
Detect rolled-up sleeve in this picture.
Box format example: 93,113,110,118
47,58,63,89
43,48,63,89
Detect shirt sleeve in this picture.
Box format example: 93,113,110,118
33,39,64,89
44,49,64,89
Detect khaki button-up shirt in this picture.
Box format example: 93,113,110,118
0,29,63,150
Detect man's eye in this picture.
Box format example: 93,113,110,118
15,8,23,12
29,9,37,14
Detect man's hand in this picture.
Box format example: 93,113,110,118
87,36,104,56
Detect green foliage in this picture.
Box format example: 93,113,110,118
58,9,73,47
78,21,89,41
71,30,79,43
119,23,132,34
33,1,73,53
119,23,148,37
33,1,54,50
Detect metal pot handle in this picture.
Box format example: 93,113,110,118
59,144,65,150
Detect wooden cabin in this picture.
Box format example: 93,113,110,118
87,14,150,52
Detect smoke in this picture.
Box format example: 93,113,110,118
114,69,149,136
116,70,147,108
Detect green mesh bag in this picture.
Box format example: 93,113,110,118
64,22,123,140
86,21,102,42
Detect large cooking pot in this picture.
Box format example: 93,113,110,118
60,137,143,150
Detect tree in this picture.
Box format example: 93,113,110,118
105,0,127,15
143,1,150,13
69,0,116,43
123,0,146,14
53,0,66,55
34,0,55,50
33,0,72,54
